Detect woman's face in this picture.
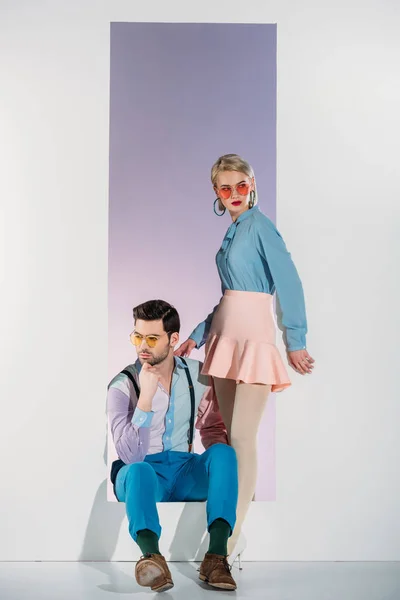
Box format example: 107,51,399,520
214,170,255,219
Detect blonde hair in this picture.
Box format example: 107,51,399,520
211,154,258,212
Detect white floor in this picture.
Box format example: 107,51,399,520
0,561,399,599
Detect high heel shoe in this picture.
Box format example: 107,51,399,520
227,533,246,570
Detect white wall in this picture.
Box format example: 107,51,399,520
0,0,399,561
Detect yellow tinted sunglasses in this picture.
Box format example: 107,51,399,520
130,331,169,349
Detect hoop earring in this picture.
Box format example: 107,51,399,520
213,198,226,216
248,190,256,209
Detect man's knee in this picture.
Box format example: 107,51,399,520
125,461,155,486
207,443,237,463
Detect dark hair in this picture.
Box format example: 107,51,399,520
133,300,180,338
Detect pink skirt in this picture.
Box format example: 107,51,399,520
201,290,291,392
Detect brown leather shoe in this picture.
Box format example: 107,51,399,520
135,553,174,592
199,553,237,590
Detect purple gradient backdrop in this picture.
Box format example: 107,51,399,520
108,22,277,500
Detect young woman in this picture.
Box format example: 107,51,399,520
175,154,315,562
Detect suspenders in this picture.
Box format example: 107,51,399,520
120,357,196,452
120,368,140,397
179,357,196,453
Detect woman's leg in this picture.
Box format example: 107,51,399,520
227,383,271,554
213,377,271,553
213,377,237,441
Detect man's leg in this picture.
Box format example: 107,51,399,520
115,461,163,546
115,460,174,593
172,444,238,590
176,444,238,533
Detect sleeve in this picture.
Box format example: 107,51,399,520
107,381,154,464
255,217,308,351
188,299,221,349
193,359,210,391
196,379,228,448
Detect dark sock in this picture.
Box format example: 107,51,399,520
208,518,231,556
136,529,161,555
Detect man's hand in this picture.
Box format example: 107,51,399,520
288,349,315,375
137,362,160,411
174,338,197,357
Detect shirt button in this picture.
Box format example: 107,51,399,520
168,419,172,424
166,436,170,440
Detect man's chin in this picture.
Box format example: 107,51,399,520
139,354,154,364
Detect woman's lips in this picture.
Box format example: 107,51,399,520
232,201,241,206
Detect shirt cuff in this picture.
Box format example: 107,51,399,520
286,329,307,352
132,408,154,428
189,332,203,349
189,321,207,348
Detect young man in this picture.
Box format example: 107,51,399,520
107,300,238,592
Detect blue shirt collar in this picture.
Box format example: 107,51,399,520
234,205,259,225
221,206,259,250
174,356,189,369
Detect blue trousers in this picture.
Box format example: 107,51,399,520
115,443,238,541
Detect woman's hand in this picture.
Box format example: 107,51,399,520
288,349,315,375
174,338,197,357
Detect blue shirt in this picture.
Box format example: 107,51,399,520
189,206,308,352
107,357,208,464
